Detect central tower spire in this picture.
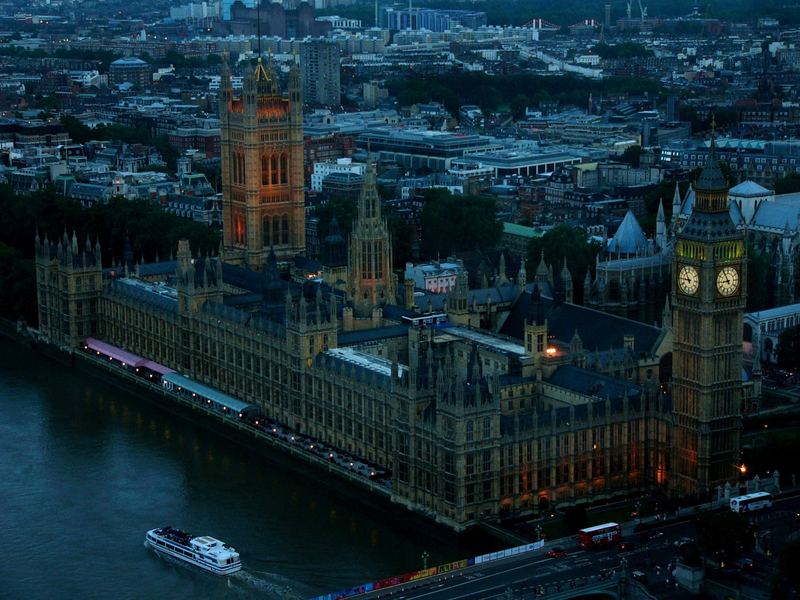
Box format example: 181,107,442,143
347,156,395,317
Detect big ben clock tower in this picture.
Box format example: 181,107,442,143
671,126,746,496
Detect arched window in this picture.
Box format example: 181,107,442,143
261,155,269,186
271,155,278,185
235,213,245,245
281,214,289,245
280,154,288,184
262,215,270,247
273,217,280,246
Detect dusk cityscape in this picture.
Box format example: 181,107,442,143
1,0,800,598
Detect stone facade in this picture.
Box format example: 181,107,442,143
671,139,746,497
220,56,305,268
35,231,678,530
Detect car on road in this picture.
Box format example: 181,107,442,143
733,558,754,571
646,531,664,541
673,537,693,549
631,570,646,582
546,547,568,558
618,541,637,552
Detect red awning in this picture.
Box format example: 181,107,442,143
142,360,174,375
84,337,147,368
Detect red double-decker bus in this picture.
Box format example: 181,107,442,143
578,522,622,549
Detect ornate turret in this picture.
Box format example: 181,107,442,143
288,50,302,119
671,181,681,231
534,250,548,284
656,198,666,250
583,267,592,304
34,230,103,347
497,252,508,285
347,157,395,320
560,257,573,304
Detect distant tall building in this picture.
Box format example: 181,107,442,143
222,0,255,20
604,3,612,28
299,40,341,107
666,95,680,122
217,0,331,37
383,7,486,31
109,57,152,88
671,131,745,496
219,55,305,268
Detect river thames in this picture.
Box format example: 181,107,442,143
0,339,474,599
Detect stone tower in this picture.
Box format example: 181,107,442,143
347,159,395,318
671,127,746,496
220,53,304,269
35,230,103,348
175,239,224,315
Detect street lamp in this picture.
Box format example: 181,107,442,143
739,463,747,494
421,551,430,570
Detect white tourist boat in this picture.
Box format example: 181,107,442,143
145,526,242,575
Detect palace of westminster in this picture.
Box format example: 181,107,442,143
34,58,754,529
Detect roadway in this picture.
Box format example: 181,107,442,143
357,494,800,600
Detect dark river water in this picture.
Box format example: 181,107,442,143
0,339,474,599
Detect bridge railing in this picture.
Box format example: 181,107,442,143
313,540,546,600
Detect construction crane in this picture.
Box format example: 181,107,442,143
638,0,648,22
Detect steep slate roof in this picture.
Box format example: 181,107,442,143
696,150,728,191
549,365,642,402
680,185,695,216
750,201,800,231
607,210,648,254
500,289,662,356
729,180,770,197
338,324,409,346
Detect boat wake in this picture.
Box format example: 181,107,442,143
145,539,306,599
229,569,305,599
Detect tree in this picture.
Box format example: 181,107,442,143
776,325,800,371
313,196,358,241
563,506,588,533
747,242,771,312
0,243,37,324
386,211,416,268
773,539,800,598
419,189,502,259
510,94,529,121
619,145,643,168
61,115,94,144
694,511,754,565
775,173,800,195
527,225,602,305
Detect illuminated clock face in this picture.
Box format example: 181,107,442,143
716,266,740,296
678,265,699,295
